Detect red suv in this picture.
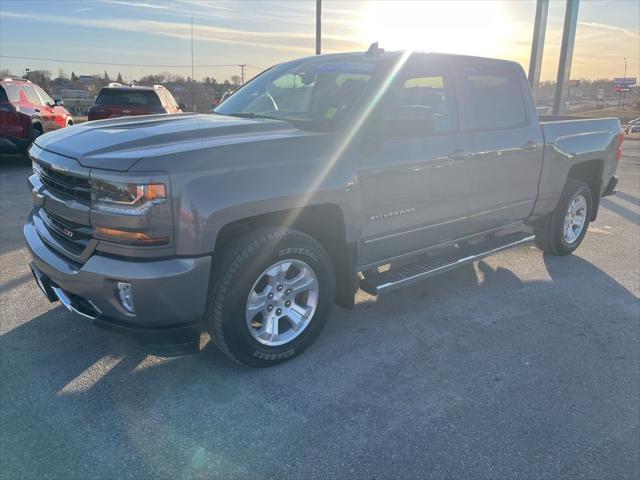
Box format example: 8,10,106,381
88,83,183,121
0,78,73,156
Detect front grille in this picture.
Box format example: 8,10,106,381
31,156,95,262
37,164,91,201
40,210,92,250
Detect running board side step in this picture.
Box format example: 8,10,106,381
359,233,535,295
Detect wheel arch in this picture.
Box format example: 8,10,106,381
213,204,357,309
567,158,603,220
31,117,43,132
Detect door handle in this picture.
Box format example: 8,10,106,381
522,141,541,152
447,150,472,161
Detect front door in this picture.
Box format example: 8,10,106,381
34,85,60,131
358,57,474,265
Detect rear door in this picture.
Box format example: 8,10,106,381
358,56,475,264
0,84,19,135
455,60,544,231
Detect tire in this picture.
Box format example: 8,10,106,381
534,178,592,255
21,124,42,161
205,227,336,367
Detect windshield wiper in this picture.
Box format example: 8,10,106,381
224,112,300,128
225,112,277,120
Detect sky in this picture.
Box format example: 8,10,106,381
0,0,638,83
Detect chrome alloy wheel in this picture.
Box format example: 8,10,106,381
563,194,587,244
245,259,319,347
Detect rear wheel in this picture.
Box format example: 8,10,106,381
534,178,592,255
22,124,42,160
205,227,335,367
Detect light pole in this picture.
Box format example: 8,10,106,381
622,57,627,109
316,0,321,55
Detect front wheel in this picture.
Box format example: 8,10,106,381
205,227,335,367
534,178,592,255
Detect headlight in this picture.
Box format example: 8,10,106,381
91,179,167,215
90,174,172,247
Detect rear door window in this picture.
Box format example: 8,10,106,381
23,85,43,105
461,65,528,130
95,89,162,107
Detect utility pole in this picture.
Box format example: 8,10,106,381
316,0,321,55
191,16,195,112
238,64,246,85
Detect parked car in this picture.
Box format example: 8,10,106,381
25,50,622,367
0,78,73,156
211,89,235,111
625,117,640,134
87,83,183,121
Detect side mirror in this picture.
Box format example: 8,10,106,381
379,105,435,137
54,96,64,106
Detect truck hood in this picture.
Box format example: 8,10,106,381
34,113,308,171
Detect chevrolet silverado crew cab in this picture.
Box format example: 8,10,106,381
25,50,622,367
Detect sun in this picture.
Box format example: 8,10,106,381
357,0,517,59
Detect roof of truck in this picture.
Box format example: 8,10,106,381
291,50,521,69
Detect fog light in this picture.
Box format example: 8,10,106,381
116,282,135,313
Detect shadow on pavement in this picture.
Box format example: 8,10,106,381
601,197,640,224
1,253,638,479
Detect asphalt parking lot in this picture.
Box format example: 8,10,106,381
1,142,639,480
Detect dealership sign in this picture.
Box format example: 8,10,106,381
614,77,636,87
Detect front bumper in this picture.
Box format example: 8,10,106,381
24,214,212,354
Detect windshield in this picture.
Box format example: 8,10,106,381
215,58,378,131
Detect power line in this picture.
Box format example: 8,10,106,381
0,54,260,70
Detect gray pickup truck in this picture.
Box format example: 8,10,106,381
25,50,622,366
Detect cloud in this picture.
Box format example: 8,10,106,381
102,0,170,10
578,21,639,39
0,11,360,55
